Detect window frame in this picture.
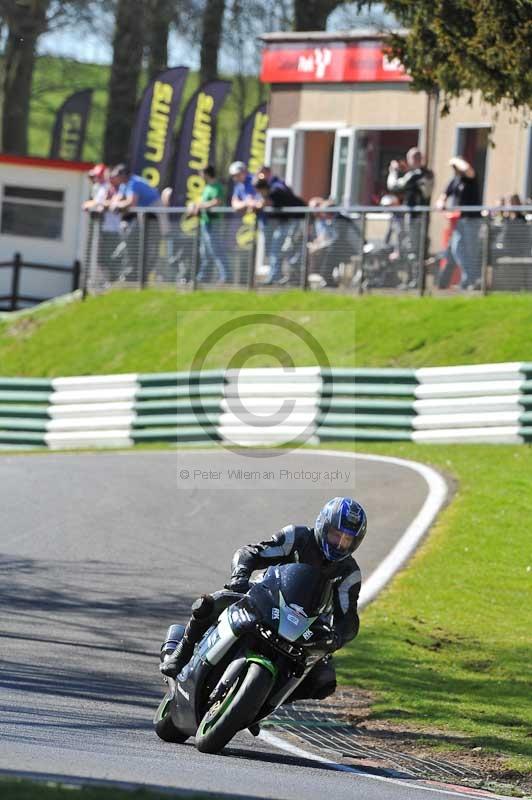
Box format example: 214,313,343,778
331,128,355,206
0,183,66,242
523,124,532,201
264,128,298,187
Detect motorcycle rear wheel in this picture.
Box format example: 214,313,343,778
195,662,273,754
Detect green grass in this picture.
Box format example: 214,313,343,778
333,442,532,774
27,56,264,168
1,290,532,376
0,779,227,800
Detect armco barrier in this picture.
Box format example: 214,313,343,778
0,364,530,450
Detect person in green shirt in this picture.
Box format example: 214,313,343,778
189,166,228,283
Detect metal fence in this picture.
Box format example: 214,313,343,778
0,253,81,311
82,206,532,296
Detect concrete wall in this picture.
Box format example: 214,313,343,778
296,83,426,129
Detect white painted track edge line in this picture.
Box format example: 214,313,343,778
256,731,502,799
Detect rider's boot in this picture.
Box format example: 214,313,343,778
160,594,214,678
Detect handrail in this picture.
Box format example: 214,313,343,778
125,204,532,215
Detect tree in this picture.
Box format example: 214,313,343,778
200,0,226,82
103,0,145,165
378,0,532,112
145,0,174,81
0,0,96,155
1,0,50,154
294,0,350,31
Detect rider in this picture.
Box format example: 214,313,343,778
160,497,367,701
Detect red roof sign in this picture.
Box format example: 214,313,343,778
261,41,410,84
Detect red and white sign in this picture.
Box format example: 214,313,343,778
261,42,410,84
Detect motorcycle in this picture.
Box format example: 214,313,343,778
153,562,336,754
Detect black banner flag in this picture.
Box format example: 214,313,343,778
49,89,93,161
171,79,232,232
130,66,189,189
230,103,269,258
233,102,268,175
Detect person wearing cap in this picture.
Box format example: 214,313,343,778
437,156,481,289
82,164,110,212
108,163,161,212
229,161,259,212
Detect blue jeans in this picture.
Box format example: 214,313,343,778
266,220,301,283
450,218,482,287
197,223,228,282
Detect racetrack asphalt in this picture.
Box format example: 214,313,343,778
0,448,495,800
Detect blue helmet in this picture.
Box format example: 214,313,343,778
315,497,367,562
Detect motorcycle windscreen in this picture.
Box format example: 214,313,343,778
261,563,331,616
278,591,317,642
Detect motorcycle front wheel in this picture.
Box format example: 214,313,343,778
195,662,273,754
154,693,189,744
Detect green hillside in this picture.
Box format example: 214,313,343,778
28,55,265,168
0,290,531,376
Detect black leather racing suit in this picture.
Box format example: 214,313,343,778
228,524,362,699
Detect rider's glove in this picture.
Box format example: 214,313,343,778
224,578,249,594
311,624,342,652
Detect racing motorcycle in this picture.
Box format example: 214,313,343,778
153,562,336,754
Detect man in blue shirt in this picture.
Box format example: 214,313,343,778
229,161,259,211
109,164,161,211
107,164,164,281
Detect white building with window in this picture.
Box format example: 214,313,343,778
0,154,90,306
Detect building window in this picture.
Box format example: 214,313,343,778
455,127,490,201
1,185,65,240
351,129,420,205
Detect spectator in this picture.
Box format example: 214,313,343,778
253,174,306,285
496,194,531,258
229,161,259,212
387,148,434,208
188,165,228,284
437,156,482,289
82,163,119,232
387,147,434,288
108,163,162,213
105,164,165,280
81,164,121,288
256,164,288,192
83,163,109,211
307,197,338,284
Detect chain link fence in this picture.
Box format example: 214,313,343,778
82,206,532,296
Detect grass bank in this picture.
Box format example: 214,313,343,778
1,290,532,376
333,442,531,777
